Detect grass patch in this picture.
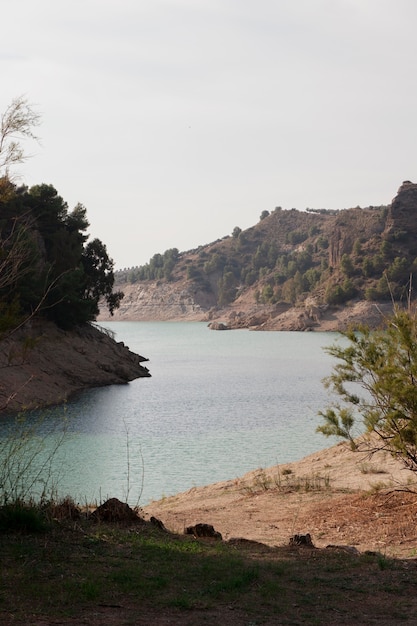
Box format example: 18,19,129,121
1,513,417,624
359,463,388,475
243,468,331,495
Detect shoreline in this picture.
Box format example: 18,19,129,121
0,320,150,414
99,297,395,332
143,439,417,558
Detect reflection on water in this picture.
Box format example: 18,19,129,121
0,322,340,505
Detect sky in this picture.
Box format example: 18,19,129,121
2,0,417,269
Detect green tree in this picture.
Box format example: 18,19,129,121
362,257,374,278
317,235,329,249
387,256,409,283
0,182,122,330
286,230,307,245
317,308,417,471
380,239,393,259
237,230,247,248
82,238,123,315
294,250,312,273
353,239,362,256
340,253,355,277
218,271,236,306
162,248,179,280
304,267,320,289
281,277,297,304
186,265,200,280
261,283,274,303
325,284,345,305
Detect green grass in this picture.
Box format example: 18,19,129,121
1,510,417,624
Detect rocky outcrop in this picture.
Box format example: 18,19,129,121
208,321,229,330
208,300,394,332
384,180,417,240
0,319,150,414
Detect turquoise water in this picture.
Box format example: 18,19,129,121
0,322,340,505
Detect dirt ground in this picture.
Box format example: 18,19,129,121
5,439,417,626
0,320,149,413
144,439,417,559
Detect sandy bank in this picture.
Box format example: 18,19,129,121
144,439,417,558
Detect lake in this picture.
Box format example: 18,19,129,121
0,322,340,505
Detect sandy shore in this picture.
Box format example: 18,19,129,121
143,439,417,558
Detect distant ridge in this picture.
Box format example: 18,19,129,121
101,182,417,331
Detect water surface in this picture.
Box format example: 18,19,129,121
1,322,339,505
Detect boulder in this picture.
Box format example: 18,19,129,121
90,498,142,524
208,321,229,330
185,523,223,540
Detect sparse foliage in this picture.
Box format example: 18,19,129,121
0,410,68,505
0,97,41,177
317,307,417,471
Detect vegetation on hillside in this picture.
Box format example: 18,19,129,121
114,198,417,310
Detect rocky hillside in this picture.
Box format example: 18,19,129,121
100,181,417,330
0,320,150,413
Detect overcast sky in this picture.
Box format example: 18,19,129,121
2,0,417,268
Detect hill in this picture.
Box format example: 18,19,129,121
101,181,417,330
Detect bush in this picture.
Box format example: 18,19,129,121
317,307,417,471
325,284,347,305
0,502,47,533
286,230,307,245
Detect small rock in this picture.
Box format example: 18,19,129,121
326,544,360,555
150,516,167,531
185,523,223,540
208,321,230,330
289,533,314,547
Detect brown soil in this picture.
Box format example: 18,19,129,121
0,319,149,413
144,439,417,559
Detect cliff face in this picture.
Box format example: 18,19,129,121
0,320,150,414
103,281,216,321
384,180,417,240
